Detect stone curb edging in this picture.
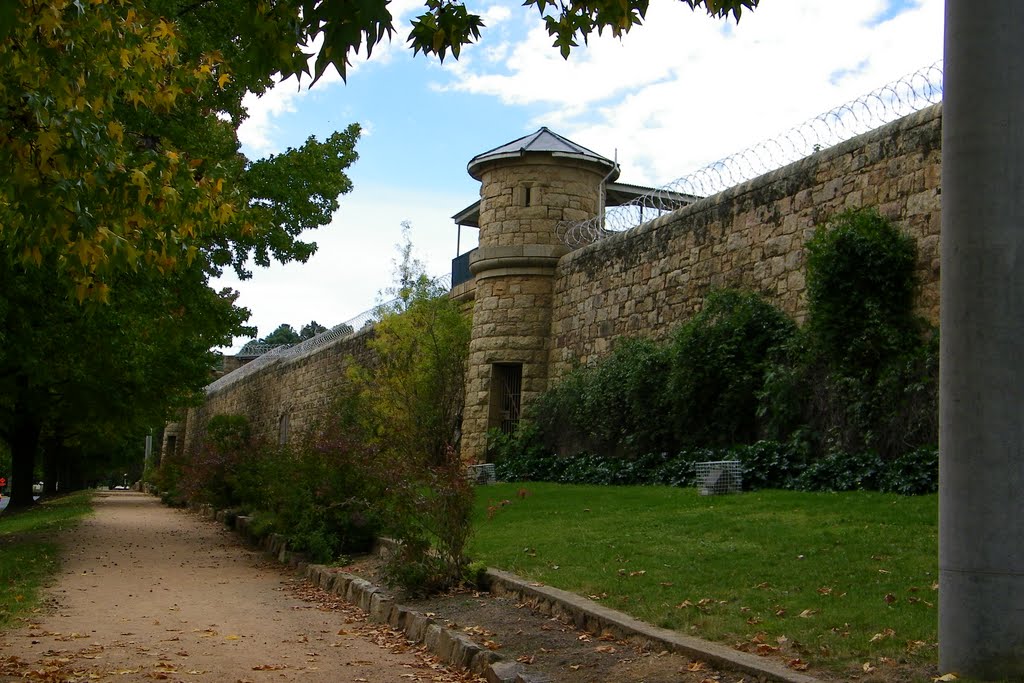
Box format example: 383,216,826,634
186,505,544,683
187,502,824,683
300,563,525,682
484,568,825,683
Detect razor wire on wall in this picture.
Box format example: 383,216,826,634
208,62,944,393
205,273,453,394
558,61,944,248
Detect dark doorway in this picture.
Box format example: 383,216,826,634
490,364,523,435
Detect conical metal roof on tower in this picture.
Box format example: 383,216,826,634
466,127,619,181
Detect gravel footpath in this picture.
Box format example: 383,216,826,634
0,491,480,683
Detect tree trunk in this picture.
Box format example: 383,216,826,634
8,417,40,510
940,1,1024,678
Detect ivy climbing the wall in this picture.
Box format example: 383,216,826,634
493,208,939,494
761,208,938,462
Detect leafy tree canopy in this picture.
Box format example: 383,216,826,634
0,0,758,507
260,324,301,346
1,0,359,299
237,320,329,351
0,0,361,505
1,0,754,298
300,321,328,340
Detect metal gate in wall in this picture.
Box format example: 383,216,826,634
492,363,522,435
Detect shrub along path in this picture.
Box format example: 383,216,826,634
0,491,479,683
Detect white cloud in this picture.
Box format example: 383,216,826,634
482,41,511,64
237,81,304,155
435,0,944,186
222,0,945,353
481,4,512,26
235,3,431,157
213,182,473,352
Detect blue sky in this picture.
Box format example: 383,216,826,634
214,0,943,352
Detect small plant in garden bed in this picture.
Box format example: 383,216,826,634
469,482,939,679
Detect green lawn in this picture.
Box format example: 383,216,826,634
469,482,938,676
0,491,94,630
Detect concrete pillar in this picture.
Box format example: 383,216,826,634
460,145,614,462
939,2,1024,677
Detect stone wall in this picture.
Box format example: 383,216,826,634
180,329,376,455
475,157,605,248
461,156,609,461
182,105,943,458
548,104,942,376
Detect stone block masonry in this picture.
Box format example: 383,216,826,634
548,104,941,377
180,328,377,456
179,107,942,463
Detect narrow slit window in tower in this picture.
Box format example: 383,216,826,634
278,412,290,445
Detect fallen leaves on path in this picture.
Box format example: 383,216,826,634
283,578,486,683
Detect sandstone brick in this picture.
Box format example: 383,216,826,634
186,107,944,468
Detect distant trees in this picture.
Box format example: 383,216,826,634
259,325,302,346
300,321,328,340
0,0,362,508
0,0,760,509
236,321,331,354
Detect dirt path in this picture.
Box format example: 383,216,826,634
0,491,479,683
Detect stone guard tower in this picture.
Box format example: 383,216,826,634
460,128,618,462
